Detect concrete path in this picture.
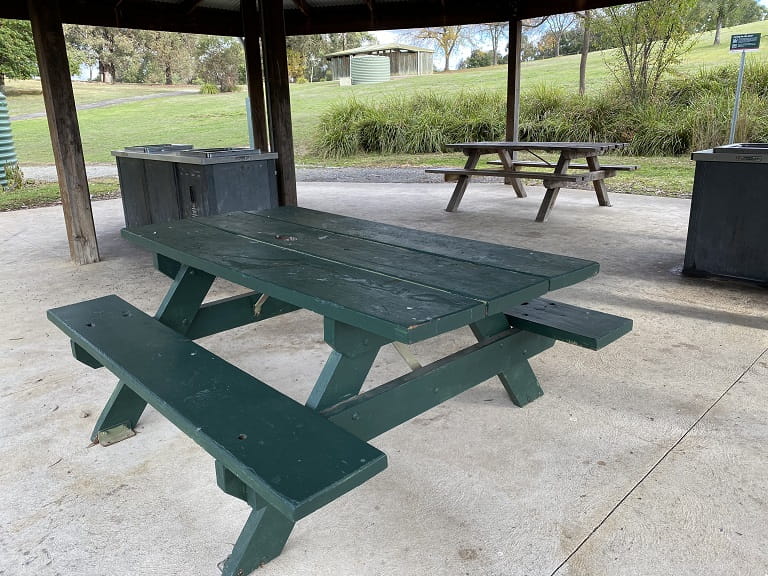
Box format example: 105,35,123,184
20,163,449,183
1,183,767,576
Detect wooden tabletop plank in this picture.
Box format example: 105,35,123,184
253,207,599,290
445,141,627,155
198,213,548,315
122,220,487,343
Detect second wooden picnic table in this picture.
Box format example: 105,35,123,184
427,141,635,221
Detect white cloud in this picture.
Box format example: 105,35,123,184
373,30,397,44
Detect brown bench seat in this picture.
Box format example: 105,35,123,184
486,159,637,171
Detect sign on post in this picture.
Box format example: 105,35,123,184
730,33,761,52
729,33,761,144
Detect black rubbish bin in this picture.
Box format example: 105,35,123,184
683,143,768,284
112,145,278,227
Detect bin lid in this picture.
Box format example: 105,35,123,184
693,143,768,163
178,147,261,158
712,143,768,155
123,144,194,153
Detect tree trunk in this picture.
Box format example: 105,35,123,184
713,13,723,45
444,53,450,71
0,74,5,93
579,11,591,96
165,64,172,85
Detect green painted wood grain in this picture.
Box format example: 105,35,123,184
122,220,487,343
254,206,599,289
506,298,632,350
47,295,387,521
200,212,548,314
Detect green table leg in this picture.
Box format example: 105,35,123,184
89,381,145,443
306,319,391,411
90,263,214,445
154,264,215,333
221,506,295,576
470,314,545,407
216,462,295,575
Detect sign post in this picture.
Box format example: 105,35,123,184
729,33,761,144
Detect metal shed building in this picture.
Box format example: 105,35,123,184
326,43,434,81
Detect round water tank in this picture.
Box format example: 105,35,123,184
0,92,19,189
350,55,391,85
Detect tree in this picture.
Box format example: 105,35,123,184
475,22,508,66
0,19,38,90
546,13,576,57
286,48,306,82
535,32,558,58
575,10,593,96
287,32,374,82
596,0,698,103
64,25,144,83
414,26,466,71
196,36,243,92
690,0,766,45
519,17,550,61
520,33,540,61
142,31,197,84
460,49,494,69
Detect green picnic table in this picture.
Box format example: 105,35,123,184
47,206,631,575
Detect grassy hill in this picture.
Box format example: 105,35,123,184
4,18,767,171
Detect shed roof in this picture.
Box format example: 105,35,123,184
326,43,434,58
0,0,631,36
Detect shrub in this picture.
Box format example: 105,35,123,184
315,91,506,157
315,98,369,157
520,83,568,122
2,163,24,191
313,61,768,158
199,83,219,95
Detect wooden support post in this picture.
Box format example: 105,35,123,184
259,0,298,206
241,0,269,152
505,19,523,187
506,19,522,142
28,0,99,264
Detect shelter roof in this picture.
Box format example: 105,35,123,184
326,43,434,58
1,0,629,36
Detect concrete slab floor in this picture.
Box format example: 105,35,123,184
1,182,766,576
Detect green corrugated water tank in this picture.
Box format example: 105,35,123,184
350,55,390,85
0,92,19,189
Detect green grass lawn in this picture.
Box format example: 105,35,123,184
4,79,196,117
4,19,767,201
0,178,120,211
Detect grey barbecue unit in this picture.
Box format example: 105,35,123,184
683,143,768,284
112,145,278,228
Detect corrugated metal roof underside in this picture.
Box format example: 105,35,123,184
326,43,434,57
0,0,642,37
168,0,412,11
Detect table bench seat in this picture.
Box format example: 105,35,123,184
487,159,638,171
506,298,632,350
47,295,387,576
425,167,613,184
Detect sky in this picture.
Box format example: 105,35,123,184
374,4,768,72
